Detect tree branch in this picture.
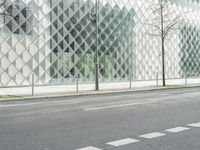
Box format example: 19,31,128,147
142,22,162,32
0,0,6,7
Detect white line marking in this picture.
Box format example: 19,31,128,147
139,132,166,139
188,122,200,127
0,92,181,109
76,146,102,150
84,101,156,111
0,101,81,108
165,127,190,133
106,138,139,146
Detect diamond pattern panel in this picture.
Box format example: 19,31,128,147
47,0,135,84
0,0,200,87
179,23,200,77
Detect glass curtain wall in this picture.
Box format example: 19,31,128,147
49,0,135,84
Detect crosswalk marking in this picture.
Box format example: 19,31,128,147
76,146,102,150
188,122,200,127
106,138,139,146
165,127,190,133
139,132,166,139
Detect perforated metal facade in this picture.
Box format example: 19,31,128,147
0,0,200,87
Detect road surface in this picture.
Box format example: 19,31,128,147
0,87,200,150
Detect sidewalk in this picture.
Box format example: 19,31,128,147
0,77,200,102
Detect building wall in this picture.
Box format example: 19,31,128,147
49,0,135,84
0,0,200,87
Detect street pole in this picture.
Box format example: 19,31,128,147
95,0,99,90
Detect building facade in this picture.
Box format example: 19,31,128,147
0,0,200,87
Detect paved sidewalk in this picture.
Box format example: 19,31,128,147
0,83,200,102
0,77,200,101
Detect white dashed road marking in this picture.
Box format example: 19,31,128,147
188,122,200,127
76,146,102,150
165,127,190,133
106,138,139,146
139,132,166,139
84,101,156,111
75,122,200,150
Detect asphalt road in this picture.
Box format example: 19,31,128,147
0,87,200,150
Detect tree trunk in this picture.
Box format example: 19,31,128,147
160,0,166,87
161,37,165,86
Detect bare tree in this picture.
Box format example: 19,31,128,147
0,0,15,28
0,0,12,18
0,0,30,34
0,0,7,8
144,0,186,86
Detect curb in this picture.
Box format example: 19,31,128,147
0,85,200,103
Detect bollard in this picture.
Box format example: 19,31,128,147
156,72,159,87
129,75,132,89
32,73,34,96
76,75,79,93
185,74,187,86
